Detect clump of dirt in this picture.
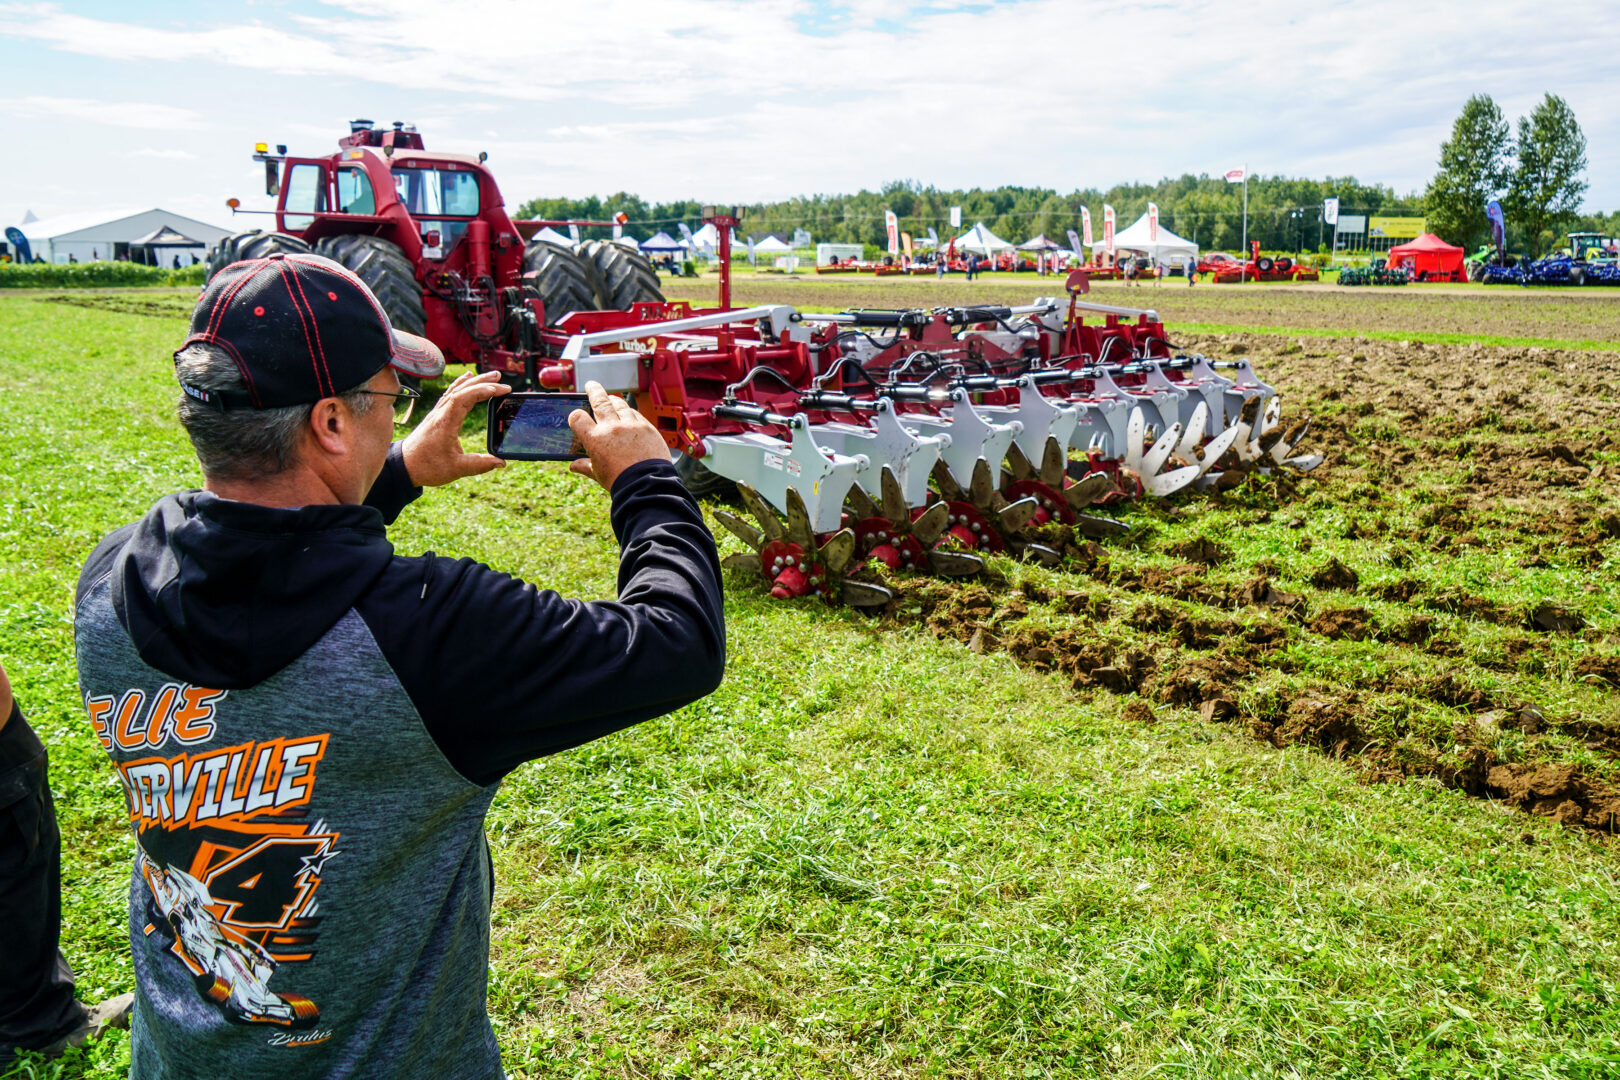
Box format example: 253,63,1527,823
1310,557,1360,592
1114,562,1225,606
1122,699,1157,725
1574,654,1620,688
1373,578,1424,603
1234,575,1307,618
1385,614,1438,645
1166,536,1231,565
1267,695,1366,757
1308,607,1373,641
1150,654,1257,706
1127,600,1223,649
1408,673,1495,712
1424,588,1511,625
1487,763,1620,832
1526,601,1586,634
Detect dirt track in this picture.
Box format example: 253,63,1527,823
667,275,1620,344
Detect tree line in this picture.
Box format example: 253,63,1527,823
515,94,1610,256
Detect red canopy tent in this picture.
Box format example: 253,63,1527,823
1386,233,1466,282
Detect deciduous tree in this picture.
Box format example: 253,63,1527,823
1508,94,1588,257
1423,95,1512,248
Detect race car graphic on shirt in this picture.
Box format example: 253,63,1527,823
89,684,340,1033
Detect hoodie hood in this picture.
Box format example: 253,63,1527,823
108,491,396,689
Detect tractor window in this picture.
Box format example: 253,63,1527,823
391,167,480,218
283,163,327,230
336,166,375,215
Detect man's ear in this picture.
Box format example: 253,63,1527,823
307,398,349,457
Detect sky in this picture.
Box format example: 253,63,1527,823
2,0,1616,231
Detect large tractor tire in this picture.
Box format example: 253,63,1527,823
522,240,597,327
673,451,736,499
1256,257,1275,273
204,230,311,283
311,234,425,336
1569,266,1586,287
572,241,609,309
589,240,665,310
1467,260,1485,283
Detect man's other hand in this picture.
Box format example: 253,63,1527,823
401,370,510,488
568,381,672,490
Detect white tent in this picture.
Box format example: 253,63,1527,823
686,222,742,252
950,221,1015,256
1017,234,1063,251
16,207,229,264
752,234,792,254
1102,214,1199,264
639,231,684,252
530,226,573,247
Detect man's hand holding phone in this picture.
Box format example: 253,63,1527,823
567,381,672,490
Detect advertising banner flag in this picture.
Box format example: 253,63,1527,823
885,210,899,255
1486,199,1506,249
567,224,581,243
950,206,962,228
1081,206,1093,247
676,222,694,242
792,228,812,248
4,227,32,264
1225,167,1246,183
1148,202,1160,241
1103,204,1116,253
926,227,938,246
901,232,913,259
1066,228,1083,256
1323,197,1339,225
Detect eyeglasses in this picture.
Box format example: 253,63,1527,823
353,384,422,426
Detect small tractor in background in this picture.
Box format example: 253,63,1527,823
206,119,666,387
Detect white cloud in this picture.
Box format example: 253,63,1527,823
0,0,1616,210
128,147,196,159
0,95,207,130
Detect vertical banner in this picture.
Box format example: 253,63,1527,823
950,206,962,229
1323,197,1339,225
1103,204,1116,254
1148,202,1160,242
901,232,913,259
567,224,581,243
676,222,694,242
1081,206,1093,248
885,210,899,255
1066,228,1083,257
746,237,756,265
926,227,938,246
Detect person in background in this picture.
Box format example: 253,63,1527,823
0,657,134,1069
1187,257,1197,287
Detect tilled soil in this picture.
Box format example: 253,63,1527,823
723,326,1620,839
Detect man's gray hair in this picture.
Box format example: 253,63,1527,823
175,342,374,480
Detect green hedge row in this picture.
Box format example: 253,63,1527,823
0,262,208,289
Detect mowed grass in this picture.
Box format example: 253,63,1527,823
3,293,1620,1079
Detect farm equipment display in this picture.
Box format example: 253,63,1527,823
527,271,1322,608
205,119,666,386
1206,242,1319,283
1480,233,1620,286
203,122,1322,611
1338,260,1410,287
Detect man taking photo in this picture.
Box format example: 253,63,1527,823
74,252,726,1079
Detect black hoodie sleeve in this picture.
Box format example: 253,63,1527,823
356,459,726,785
363,443,422,526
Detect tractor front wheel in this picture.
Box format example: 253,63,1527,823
673,451,736,499
204,230,312,284
312,235,426,337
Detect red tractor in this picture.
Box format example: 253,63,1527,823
205,119,665,387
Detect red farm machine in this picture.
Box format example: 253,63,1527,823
208,120,1322,610
1205,242,1319,283
209,119,665,388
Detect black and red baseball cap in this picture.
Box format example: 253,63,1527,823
176,252,443,411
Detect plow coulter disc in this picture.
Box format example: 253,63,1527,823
722,484,896,607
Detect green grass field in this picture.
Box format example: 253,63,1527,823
3,290,1619,1079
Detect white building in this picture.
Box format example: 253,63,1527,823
12,208,230,266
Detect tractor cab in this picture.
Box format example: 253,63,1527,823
1568,233,1618,263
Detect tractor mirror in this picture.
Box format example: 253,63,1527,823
264,160,279,197
226,198,241,212
478,151,488,163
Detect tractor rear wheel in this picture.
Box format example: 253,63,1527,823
589,240,665,310
204,230,311,283
573,241,610,309
1467,260,1484,282
673,451,736,499
312,235,426,337
523,241,598,326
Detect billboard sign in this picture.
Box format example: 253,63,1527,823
1369,215,1426,238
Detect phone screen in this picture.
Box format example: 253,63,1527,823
488,393,592,460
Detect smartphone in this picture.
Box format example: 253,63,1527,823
487,392,593,460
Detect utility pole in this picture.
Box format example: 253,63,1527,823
1239,165,1249,283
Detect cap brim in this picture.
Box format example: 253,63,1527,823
389,329,445,379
